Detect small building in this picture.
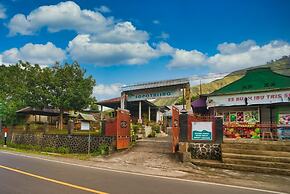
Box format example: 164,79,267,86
191,96,209,115
97,97,166,124
16,107,69,128
77,113,97,130
207,67,290,139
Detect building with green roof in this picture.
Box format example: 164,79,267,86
207,68,290,139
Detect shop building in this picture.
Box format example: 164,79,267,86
207,68,290,139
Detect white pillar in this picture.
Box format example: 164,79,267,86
148,106,151,121
156,110,159,122
138,101,142,123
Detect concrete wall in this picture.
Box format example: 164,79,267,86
10,133,116,153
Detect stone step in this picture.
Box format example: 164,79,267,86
222,158,290,170
137,141,171,148
134,140,172,153
221,142,290,152
191,159,290,176
222,153,290,163
222,147,290,157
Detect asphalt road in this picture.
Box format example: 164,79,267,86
0,151,284,194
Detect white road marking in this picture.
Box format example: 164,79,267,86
0,150,287,194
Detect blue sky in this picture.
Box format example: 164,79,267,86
0,0,290,100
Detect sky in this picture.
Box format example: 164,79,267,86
0,0,290,100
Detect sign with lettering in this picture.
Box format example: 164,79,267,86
192,122,213,141
207,90,290,107
127,88,181,101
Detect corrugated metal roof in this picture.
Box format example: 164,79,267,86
78,113,96,122
122,78,189,92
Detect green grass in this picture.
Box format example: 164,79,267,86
0,145,95,160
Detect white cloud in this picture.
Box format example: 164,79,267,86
208,40,290,72
67,34,162,66
167,49,207,68
8,1,113,35
1,42,66,66
217,40,256,55
155,42,175,55
7,1,161,67
93,83,122,100
90,21,149,44
0,4,6,19
95,5,111,13
167,40,290,72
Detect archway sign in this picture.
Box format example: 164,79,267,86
120,78,191,123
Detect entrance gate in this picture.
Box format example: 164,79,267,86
105,109,131,150
172,106,180,153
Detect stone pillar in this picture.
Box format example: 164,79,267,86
138,101,142,124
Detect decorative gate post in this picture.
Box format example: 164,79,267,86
172,106,180,153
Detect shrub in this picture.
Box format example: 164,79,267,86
93,143,109,156
148,130,156,138
150,122,161,133
57,146,70,154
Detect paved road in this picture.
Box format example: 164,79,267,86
0,151,284,194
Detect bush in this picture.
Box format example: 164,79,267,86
150,123,161,133
57,146,70,154
92,143,109,156
148,130,156,138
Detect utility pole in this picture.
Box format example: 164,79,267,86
199,79,202,96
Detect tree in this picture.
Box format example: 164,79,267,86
0,62,28,126
49,62,95,129
24,63,53,109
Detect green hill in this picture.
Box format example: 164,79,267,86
190,55,290,99
154,56,290,106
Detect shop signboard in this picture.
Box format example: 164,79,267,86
207,90,290,107
127,88,181,101
192,122,213,141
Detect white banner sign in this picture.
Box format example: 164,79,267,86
127,89,181,101
207,90,290,107
81,121,90,130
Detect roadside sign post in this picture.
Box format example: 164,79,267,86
3,127,8,148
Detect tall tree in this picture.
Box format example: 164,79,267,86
0,62,28,125
49,62,95,129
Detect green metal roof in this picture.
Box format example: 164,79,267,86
210,67,290,95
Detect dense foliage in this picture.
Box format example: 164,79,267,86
0,61,96,128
